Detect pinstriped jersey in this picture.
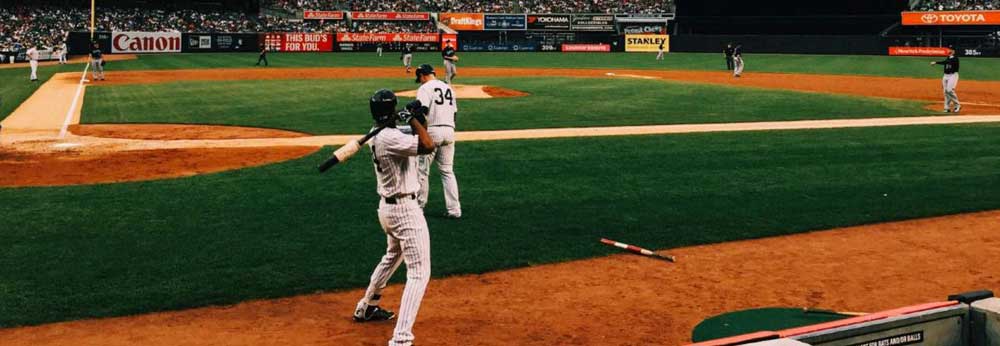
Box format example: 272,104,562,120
416,79,457,127
369,127,420,198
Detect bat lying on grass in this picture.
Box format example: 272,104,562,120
317,126,385,173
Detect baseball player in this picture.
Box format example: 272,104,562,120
377,43,384,57
724,43,735,70
58,42,68,64
256,44,268,66
354,89,435,346
656,42,665,61
931,48,961,113
732,43,744,78
401,44,414,73
411,64,462,218
26,44,38,81
90,43,105,81
441,40,458,84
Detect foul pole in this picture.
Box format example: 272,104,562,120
90,0,95,40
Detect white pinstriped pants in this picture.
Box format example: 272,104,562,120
361,198,431,346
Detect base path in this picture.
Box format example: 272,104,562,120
3,210,998,345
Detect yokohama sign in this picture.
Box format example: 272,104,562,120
350,12,430,21
337,33,439,43
902,11,1000,25
112,32,181,53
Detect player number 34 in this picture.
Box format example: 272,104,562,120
434,88,454,106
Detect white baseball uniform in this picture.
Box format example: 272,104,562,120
358,127,431,346
416,79,461,217
27,47,38,81
733,46,744,77
59,43,68,64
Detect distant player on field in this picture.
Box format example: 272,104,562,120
656,41,665,61
256,44,269,67
732,43,744,78
377,43,384,57
724,43,735,70
441,40,458,84
401,44,414,73
930,47,961,113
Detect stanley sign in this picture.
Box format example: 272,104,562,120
625,34,669,52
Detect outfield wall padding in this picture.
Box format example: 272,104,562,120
670,35,888,55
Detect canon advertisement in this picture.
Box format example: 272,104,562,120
111,32,182,53
527,14,571,30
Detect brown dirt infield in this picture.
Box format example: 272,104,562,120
0,145,318,187
2,210,998,345
69,124,311,140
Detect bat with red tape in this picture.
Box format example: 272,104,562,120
600,238,676,262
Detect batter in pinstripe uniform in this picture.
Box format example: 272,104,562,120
354,89,435,346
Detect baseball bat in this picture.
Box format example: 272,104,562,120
600,238,676,262
317,126,385,173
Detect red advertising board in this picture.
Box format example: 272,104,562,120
561,43,611,52
350,12,430,21
337,33,439,43
441,33,458,50
902,11,1000,25
264,33,333,52
888,46,951,56
303,11,344,20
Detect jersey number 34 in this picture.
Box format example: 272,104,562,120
433,88,454,106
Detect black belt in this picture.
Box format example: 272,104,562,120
430,124,454,128
384,194,416,204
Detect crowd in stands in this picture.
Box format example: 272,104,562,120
265,0,674,14
0,6,79,52
910,0,1000,11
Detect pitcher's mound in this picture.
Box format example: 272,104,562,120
396,85,528,99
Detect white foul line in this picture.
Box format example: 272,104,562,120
58,62,90,139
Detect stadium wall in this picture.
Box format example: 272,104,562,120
670,34,888,55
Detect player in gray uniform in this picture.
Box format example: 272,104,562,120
930,48,961,113
732,43,744,78
400,44,414,73
354,89,436,346
441,41,458,84
655,42,665,61
90,43,105,81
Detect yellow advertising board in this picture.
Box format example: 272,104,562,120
625,34,669,52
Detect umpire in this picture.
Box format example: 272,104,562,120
724,42,735,70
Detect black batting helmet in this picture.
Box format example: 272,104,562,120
370,89,397,125
414,64,435,83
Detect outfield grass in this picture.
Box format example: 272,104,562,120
0,63,85,122
2,124,1000,327
81,77,932,134
104,52,1000,80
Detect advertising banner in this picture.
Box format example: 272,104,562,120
484,14,527,31
888,46,951,56
111,32,182,53
571,14,615,31
901,11,1000,25
264,33,333,52
441,33,458,49
622,24,666,34
561,43,610,52
625,34,669,52
460,43,538,52
336,32,440,43
188,35,213,49
527,14,571,30
439,13,484,31
303,11,344,20
350,12,430,21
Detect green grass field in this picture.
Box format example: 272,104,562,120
3,124,1000,327
81,77,931,134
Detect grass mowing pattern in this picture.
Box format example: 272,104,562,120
105,52,1000,81
81,77,931,134
2,124,1000,327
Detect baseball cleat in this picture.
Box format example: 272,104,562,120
954,105,962,113
444,212,461,219
354,305,395,322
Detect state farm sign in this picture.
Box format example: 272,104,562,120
112,32,181,53
336,33,439,43
350,12,430,21
902,11,1000,25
